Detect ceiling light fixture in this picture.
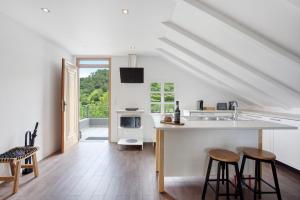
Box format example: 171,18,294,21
122,9,129,15
41,8,51,13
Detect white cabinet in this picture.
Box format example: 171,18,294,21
260,117,275,154
262,129,274,153
273,119,300,170
242,113,300,170
116,110,144,148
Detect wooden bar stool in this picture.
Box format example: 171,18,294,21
240,148,282,200
202,149,244,200
0,147,39,194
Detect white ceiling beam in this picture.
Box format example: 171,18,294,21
157,48,261,107
183,0,300,67
159,37,288,108
286,0,300,8
162,21,300,97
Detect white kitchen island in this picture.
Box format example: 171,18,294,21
152,115,297,193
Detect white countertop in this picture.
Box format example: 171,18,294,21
183,109,300,120
186,110,234,113
152,115,297,130
241,110,300,121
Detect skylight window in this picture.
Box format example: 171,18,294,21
77,58,110,68
79,60,109,65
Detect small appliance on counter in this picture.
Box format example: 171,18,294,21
228,101,238,110
197,100,204,110
125,107,139,111
217,103,228,110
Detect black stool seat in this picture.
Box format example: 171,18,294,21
0,147,39,162
202,149,244,200
240,147,282,200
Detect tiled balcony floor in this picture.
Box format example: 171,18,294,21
80,127,108,141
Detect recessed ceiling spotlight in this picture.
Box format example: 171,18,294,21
122,9,129,15
41,8,51,13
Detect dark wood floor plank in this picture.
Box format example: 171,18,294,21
0,142,300,200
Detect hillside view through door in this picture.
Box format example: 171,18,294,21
78,58,110,142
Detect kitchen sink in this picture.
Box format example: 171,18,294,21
183,116,250,121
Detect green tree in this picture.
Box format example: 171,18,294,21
80,69,109,119
88,89,103,102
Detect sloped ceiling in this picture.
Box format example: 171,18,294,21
0,0,299,109
158,0,300,109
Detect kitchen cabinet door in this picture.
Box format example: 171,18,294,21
273,119,300,170
262,129,274,153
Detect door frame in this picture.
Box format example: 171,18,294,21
76,57,112,142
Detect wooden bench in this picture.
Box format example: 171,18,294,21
0,146,39,194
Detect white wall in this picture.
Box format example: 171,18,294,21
0,12,72,172
111,56,235,142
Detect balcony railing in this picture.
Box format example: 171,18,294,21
80,103,109,119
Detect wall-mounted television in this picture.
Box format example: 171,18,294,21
120,67,144,83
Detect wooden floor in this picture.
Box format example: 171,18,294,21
0,142,300,200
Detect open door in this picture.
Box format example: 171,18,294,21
61,58,79,153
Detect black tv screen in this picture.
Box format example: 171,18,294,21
120,68,144,83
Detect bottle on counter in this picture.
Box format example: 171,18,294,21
174,101,181,124
197,100,204,110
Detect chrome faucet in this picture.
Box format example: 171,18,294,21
232,101,238,120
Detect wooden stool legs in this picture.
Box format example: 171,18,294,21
10,161,15,176
32,153,39,177
0,153,39,194
0,147,39,195
13,161,21,194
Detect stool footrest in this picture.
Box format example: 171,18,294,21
207,180,239,197
241,178,277,194
207,179,236,187
21,164,34,169
0,176,14,182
